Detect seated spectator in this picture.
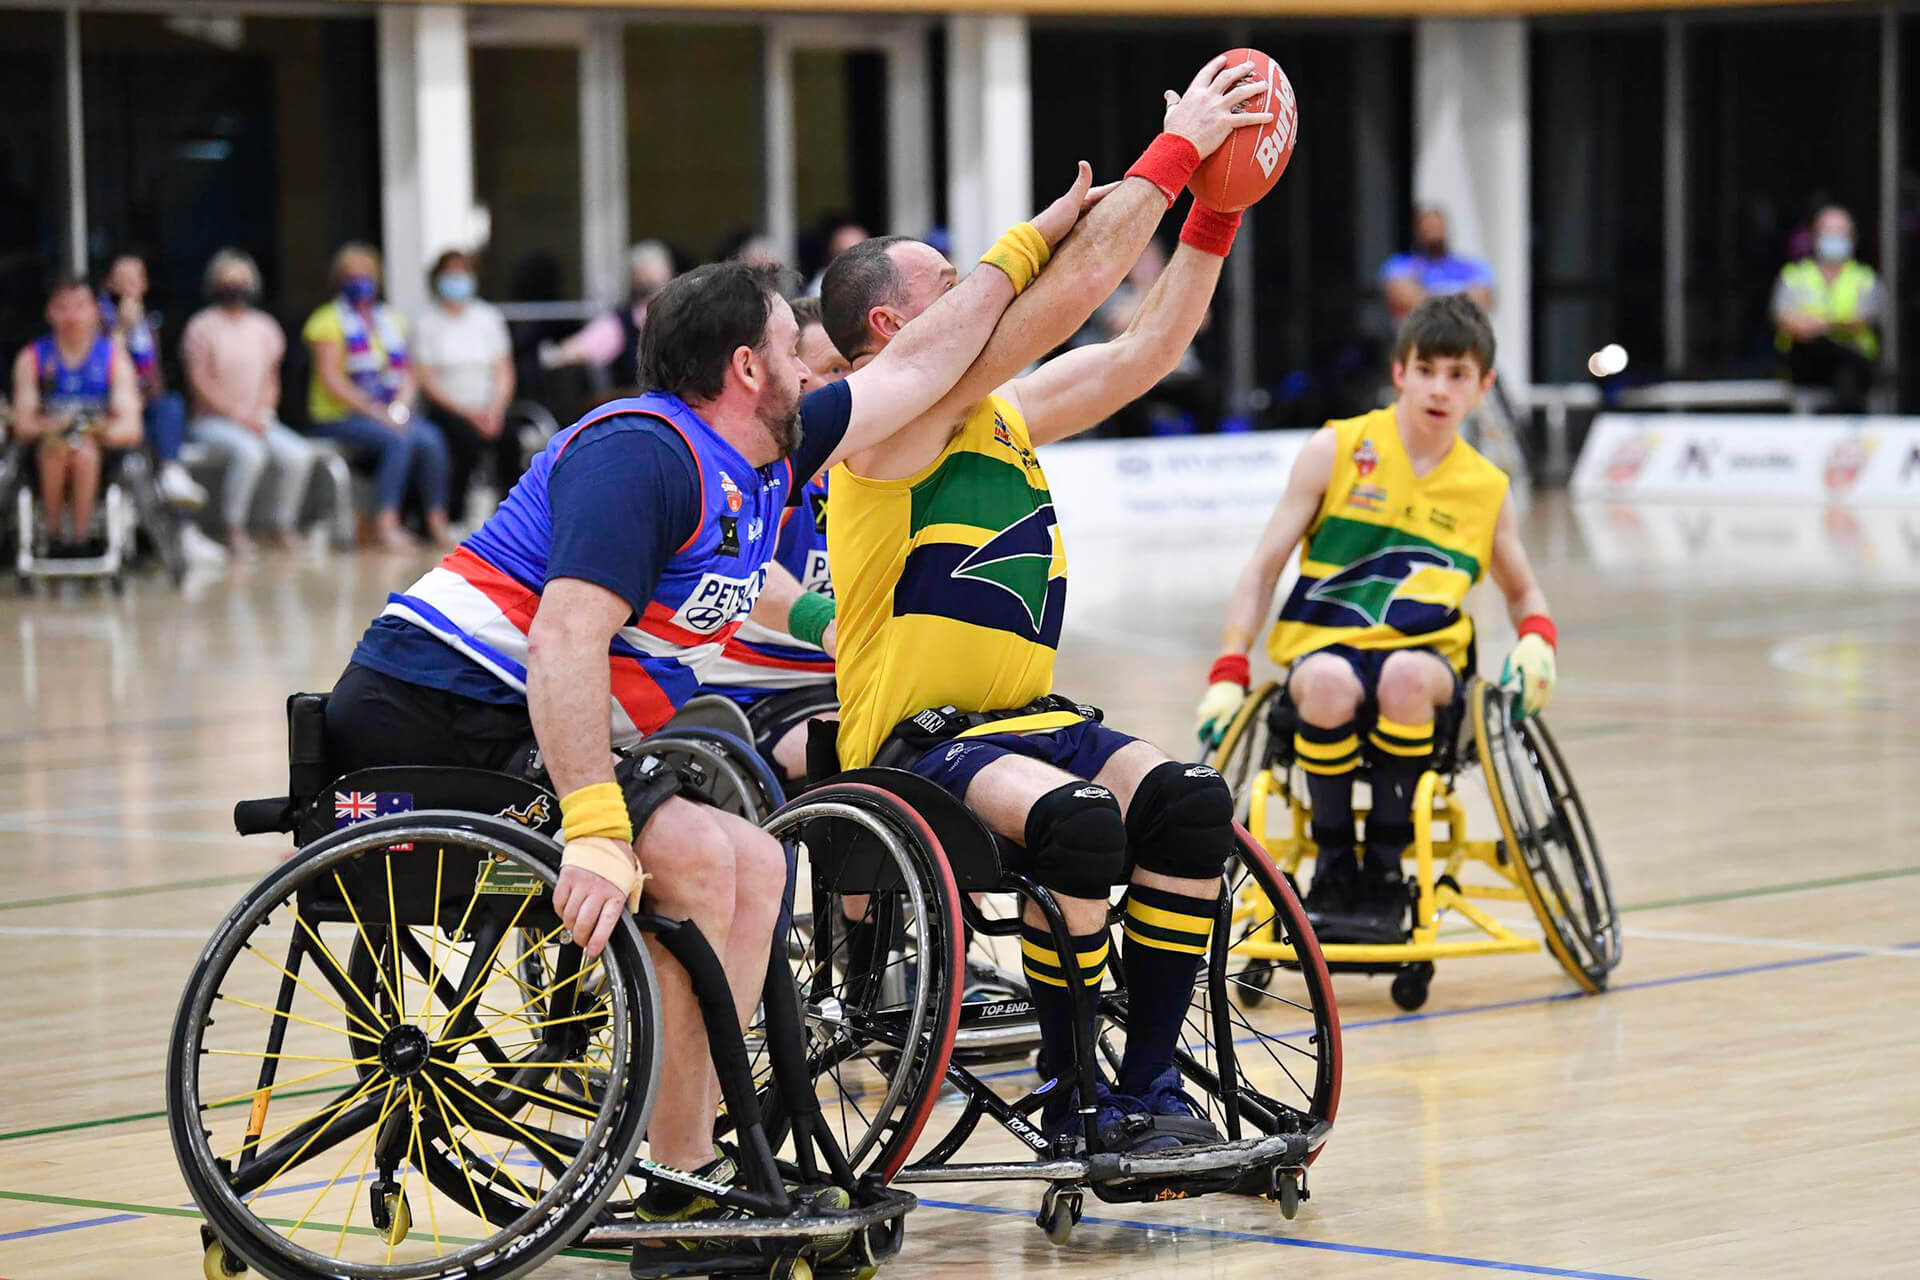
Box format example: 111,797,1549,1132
1773,204,1882,414
102,252,207,510
183,249,318,556
1073,238,1217,436
540,240,675,390
302,242,451,551
9,277,142,554
1380,205,1494,326
804,217,869,295
414,249,517,526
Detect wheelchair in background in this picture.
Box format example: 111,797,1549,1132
1208,676,1620,1011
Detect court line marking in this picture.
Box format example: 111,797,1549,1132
1619,926,1920,960
919,1197,1649,1280
0,822,237,845
0,874,259,914
0,1211,144,1243
0,925,223,939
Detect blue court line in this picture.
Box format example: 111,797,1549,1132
919,1198,1649,1279
0,1212,143,1242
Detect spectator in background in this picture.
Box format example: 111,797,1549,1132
414,249,517,526
183,249,318,556
10,278,141,553
1773,204,1882,414
1074,237,1217,436
805,217,869,295
539,240,675,390
728,233,786,273
1380,205,1495,326
302,242,451,551
101,252,207,510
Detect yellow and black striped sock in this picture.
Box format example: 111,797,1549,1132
1118,884,1217,1094
1365,715,1434,860
1021,922,1109,1079
1295,719,1360,858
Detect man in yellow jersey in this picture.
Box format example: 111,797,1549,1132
1195,295,1557,940
820,55,1275,1153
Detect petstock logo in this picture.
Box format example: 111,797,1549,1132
1823,434,1876,494
1604,430,1657,486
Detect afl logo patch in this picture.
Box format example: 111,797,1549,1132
1353,439,1379,478
719,471,744,514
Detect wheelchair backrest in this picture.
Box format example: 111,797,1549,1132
806,767,1009,894
296,766,561,845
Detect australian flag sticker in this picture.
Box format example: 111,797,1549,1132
334,790,413,828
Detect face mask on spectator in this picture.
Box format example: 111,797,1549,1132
435,272,477,303
1815,233,1852,263
210,283,255,309
341,275,378,304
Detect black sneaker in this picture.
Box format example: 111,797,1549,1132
1132,1066,1223,1147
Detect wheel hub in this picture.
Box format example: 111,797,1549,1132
378,1024,433,1078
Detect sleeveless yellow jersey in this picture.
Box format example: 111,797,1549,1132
1267,406,1509,673
832,394,1074,769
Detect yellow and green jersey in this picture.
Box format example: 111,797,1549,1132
1267,406,1508,673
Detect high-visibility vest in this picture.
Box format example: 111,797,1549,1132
1776,258,1880,359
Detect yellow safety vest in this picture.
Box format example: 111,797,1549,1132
1775,258,1879,360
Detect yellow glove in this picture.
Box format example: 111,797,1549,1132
1500,629,1557,722
1194,654,1252,743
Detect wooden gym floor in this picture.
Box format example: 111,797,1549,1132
1,492,1916,1278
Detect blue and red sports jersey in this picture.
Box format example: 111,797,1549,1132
700,470,835,699
33,335,114,417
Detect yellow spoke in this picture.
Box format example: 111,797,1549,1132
413,1070,494,1223
435,1008,608,1053
204,1061,364,1111
403,1081,445,1256
334,1081,404,1257
436,1059,607,1072
425,852,446,1036
459,1070,599,1121
428,898,539,1045
294,912,389,1036
217,995,362,1042
386,857,407,1026
244,943,384,1038
417,1072,543,1205
433,949,606,1052
247,1072,390,1197
279,1076,396,1240
425,852,491,1039
206,1050,378,1066
333,870,406,1019
433,1070,575,1168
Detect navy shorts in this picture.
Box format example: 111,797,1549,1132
910,718,1140,798
1292,644,1466,720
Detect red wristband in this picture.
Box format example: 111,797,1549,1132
1517,615,1558,649
1208,654,1251,688
1180,203,1242,257
1125,133,1202,207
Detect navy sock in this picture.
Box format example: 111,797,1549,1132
1117,884,1217,1094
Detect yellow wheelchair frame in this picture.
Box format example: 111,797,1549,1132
1212,678,1619,1011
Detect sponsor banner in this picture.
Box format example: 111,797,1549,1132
1572,502,1920,584
1044,430,1313,529
1571,413,1920,504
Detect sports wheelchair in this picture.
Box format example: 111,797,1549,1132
762,727,1342,1243
169,693,912,1280
1207,675,1620,1012
4,432,187,593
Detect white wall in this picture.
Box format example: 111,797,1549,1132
378,3,478,318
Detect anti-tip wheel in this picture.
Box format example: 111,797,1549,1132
202,1239,246,1279
1273,1171,1301,1219
1390,962,1433,1012
1237,961,1275,1007
771,1256,814,1280
1037,1186,1082,1247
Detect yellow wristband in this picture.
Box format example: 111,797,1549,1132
560,835,646,912
560,782,634,845
978,222,1052,295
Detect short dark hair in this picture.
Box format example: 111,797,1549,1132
819,235,912,360
789,295,825,331
47,274,92,303
1393,294,1496,374
428,248,472,284
638,260,787,401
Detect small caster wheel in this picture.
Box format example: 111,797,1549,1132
1272,1170,1300,1219
770,1255,813,1280
1237,962,1275,1007
109,572,126,595
203,1239,247,1278
1036,1185,1082,1246
368,1180,410,1245
858,1215,903,1267
16,574,33,595
1390,962,1433,1012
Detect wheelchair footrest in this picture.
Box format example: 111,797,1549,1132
582,1186,916,1245
1084,1129,1314,1190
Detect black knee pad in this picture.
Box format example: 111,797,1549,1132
614,751,686,837
1125,761,1234,880
1023,782,1128,900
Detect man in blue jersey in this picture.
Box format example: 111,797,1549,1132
318,169,1100,1276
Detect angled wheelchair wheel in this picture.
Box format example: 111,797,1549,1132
1140,825,1341,1161
638,727,785,824
746,782,966,1180
1471,682,1622,991
168,811,661,1280
1206,682,1281,825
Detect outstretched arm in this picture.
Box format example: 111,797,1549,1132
1013,221,1234,446
853,54,1274,480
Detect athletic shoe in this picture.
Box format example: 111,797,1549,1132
180,524,229,567
158,461,208,509
962,957,1027,1003
1133,1066,1223,1146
